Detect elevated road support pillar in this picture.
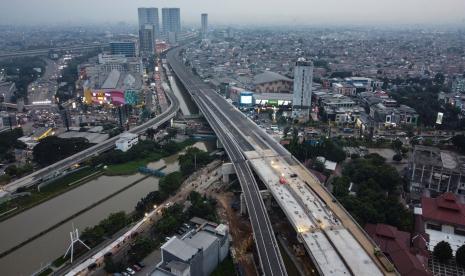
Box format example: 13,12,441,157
221,162,234,184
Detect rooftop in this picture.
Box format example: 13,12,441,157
101,69,121,89
412,146,465,173
365,223,431,276
253,71,292,85
421,192,465,226
161,237,199,262
184,231,218,251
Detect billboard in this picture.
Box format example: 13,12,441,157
124,90,139,105
241,95,253,104
268,99,278,106
90,90,125,105
436,112,444,125
240,91,254,106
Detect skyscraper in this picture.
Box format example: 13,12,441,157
292,58,313,121
138,8,158,55
162,8,181,38
139,25,155,55
138,8,159,36
201,13,208,39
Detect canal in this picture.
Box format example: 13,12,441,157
0,141,213,276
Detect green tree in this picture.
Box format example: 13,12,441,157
0,128,25,160
165,128,178,140
127,237,155,263
146,128,156,140
433,241,453,263
434,73,445,85
179,148,211,176
103,255,120,273
332,176,351,197
159,172,183,196
4,165,18,177
452,135,465,154
393,154,402,162
456,245,465,267
33,136,91,166
187,191,217,221
333,155,411,230
313,159,325,172
391,139,403,153
100,212,128,236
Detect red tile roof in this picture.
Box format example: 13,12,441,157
365,223,431,276
421,192,465,226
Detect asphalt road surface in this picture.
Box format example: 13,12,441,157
167,48,288,276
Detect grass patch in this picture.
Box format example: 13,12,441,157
0,167,102,221
103,139,197,176
211,255,235,276
52,256,68,268
104,153,163,176
36,267,53,276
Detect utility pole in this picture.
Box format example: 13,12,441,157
194,153,197,170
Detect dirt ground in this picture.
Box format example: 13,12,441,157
215,192,258,276
270,208,318,276
368,147,409,172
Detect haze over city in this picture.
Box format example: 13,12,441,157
1,1,465,276
1,0,465,26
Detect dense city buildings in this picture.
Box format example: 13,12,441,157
80,53,143,106
1,2,465,276
292,58,313,121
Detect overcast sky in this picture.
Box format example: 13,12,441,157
1,0,464,26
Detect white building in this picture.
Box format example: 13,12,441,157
292,58,313,122
115,132,139,152
152,221,229,276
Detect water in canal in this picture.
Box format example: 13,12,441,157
0,141,214,276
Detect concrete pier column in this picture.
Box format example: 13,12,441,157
221,162,234,184
240,193,247,215
260,190,272,210
216,138,223,149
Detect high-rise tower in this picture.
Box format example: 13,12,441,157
201,13,208,39
138,25,155,55
292,58,313,121
162,8,181,39
138,8,159,36
138,8,158,55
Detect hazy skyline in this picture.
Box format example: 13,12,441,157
1,0,464,26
